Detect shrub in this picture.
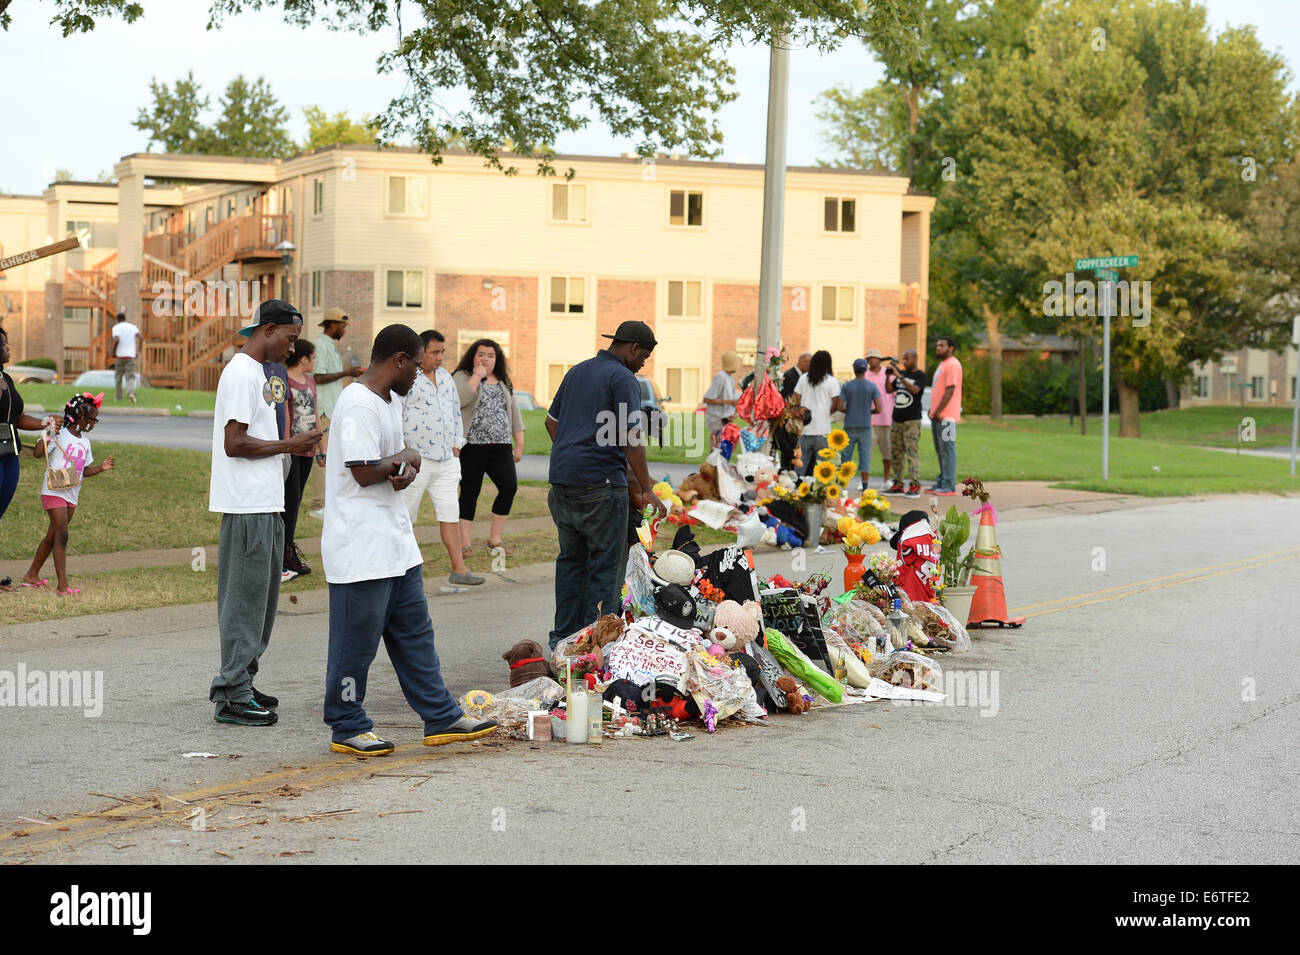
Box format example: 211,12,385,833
15,357,56,371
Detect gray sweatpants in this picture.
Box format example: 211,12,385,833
210,512,284,706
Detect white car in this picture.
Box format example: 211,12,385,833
73,369,153,389
6,363,57,384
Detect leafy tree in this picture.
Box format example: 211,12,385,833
302,106,377,151
52,168,75,182
208,75,294,158
946,0,1295,437
21,0,918,175
133,71,210,154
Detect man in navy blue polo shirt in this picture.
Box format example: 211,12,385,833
545,321,665,648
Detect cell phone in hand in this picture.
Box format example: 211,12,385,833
396,461,408,478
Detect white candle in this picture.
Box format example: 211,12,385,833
567,688,588,744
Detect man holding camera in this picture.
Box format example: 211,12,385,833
884,349,927,499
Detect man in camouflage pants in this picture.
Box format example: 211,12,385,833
885,349,928,500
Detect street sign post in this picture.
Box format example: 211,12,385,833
0,236,79,274
1291,315,1299,477
1076,255,1139,480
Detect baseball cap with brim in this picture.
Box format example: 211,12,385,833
601,320,658,350
319,306,349,327
238,299,305,337
852,358,869,373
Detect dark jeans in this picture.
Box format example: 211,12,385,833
0,455,19,520
282,454,313,552
458,442,517,521
548,484,629,648
931,418,958,491
323,563,463,740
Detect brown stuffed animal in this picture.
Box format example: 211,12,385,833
502,639,556,688
677,462,721,505
571,613,625,668
776,676,810,715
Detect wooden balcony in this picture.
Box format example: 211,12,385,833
899,283,921,320
142,213,291,287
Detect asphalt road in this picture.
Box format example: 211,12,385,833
2,494,1297,864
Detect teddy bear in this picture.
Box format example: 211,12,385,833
776,676,810,714
676,462,720,505
709,599,762,652
502,639,557,688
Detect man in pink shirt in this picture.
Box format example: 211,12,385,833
864,349,894,489
927,337,962,495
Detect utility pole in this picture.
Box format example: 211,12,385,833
754,32,790,388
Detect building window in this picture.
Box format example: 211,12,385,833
820,284,855,322
666,279,703,318
550,183,588,222
1249,375,1265,400
385,269,423,309
65,220,92,245
311,271,322,309
665,367,702,407
548,276,585,314
1195,375,1210,399
546,362,575,401
387,175,428,216
312,179,324,215
823,197,857,233
668,189,704,227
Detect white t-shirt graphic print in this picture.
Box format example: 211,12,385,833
41,431,93,506
322,381,423,584
209,352,284,513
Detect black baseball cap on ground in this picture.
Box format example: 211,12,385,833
238,299,304,338
601,320,657,350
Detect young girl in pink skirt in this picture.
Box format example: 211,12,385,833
22,392,116,595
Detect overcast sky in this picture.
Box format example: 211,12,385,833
3,0,1298,195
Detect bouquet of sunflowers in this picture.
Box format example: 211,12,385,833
786,427,855,506
836,515,882,555
857,487,892,523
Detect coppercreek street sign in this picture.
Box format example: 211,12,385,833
1075,255,1138,270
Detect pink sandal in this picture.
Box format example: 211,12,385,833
21,578,49,589
57,587,81,596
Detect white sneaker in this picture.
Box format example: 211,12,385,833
281,568,298,583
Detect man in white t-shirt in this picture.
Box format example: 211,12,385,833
209,300,322,727
322,324,497,757
793,350,843,475
110,312,142,403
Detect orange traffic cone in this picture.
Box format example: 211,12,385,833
966,505,1025,628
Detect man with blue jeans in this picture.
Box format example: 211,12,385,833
545,321,666,649
927,336,963,495
321,324,496,756
840,358,882,492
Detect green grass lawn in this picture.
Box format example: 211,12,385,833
989,405,1297,448
18,384,216,416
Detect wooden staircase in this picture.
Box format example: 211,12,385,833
64,253,118,374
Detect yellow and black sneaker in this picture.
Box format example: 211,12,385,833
330,731,395,757
423,717,498,747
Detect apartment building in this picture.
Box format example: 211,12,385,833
15,145,935,407
1184,348,1298,409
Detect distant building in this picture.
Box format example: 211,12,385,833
4,147,935,405
1184,347,1298,408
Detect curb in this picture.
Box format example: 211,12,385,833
188,410,215,419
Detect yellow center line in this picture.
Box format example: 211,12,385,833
1009,546,1300,613
1013,553,1300,619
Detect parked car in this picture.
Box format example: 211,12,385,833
73,369,153,390
636,375,671,444
514,390,543,413
5,364,57,384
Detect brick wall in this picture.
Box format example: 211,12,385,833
435,273,540,394
0,290,48,360
595,279,656,378
712,283,812,374
323,270,375,359
863,289,900,356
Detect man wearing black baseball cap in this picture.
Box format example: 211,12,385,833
544,320,665,648
209,299,323,726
